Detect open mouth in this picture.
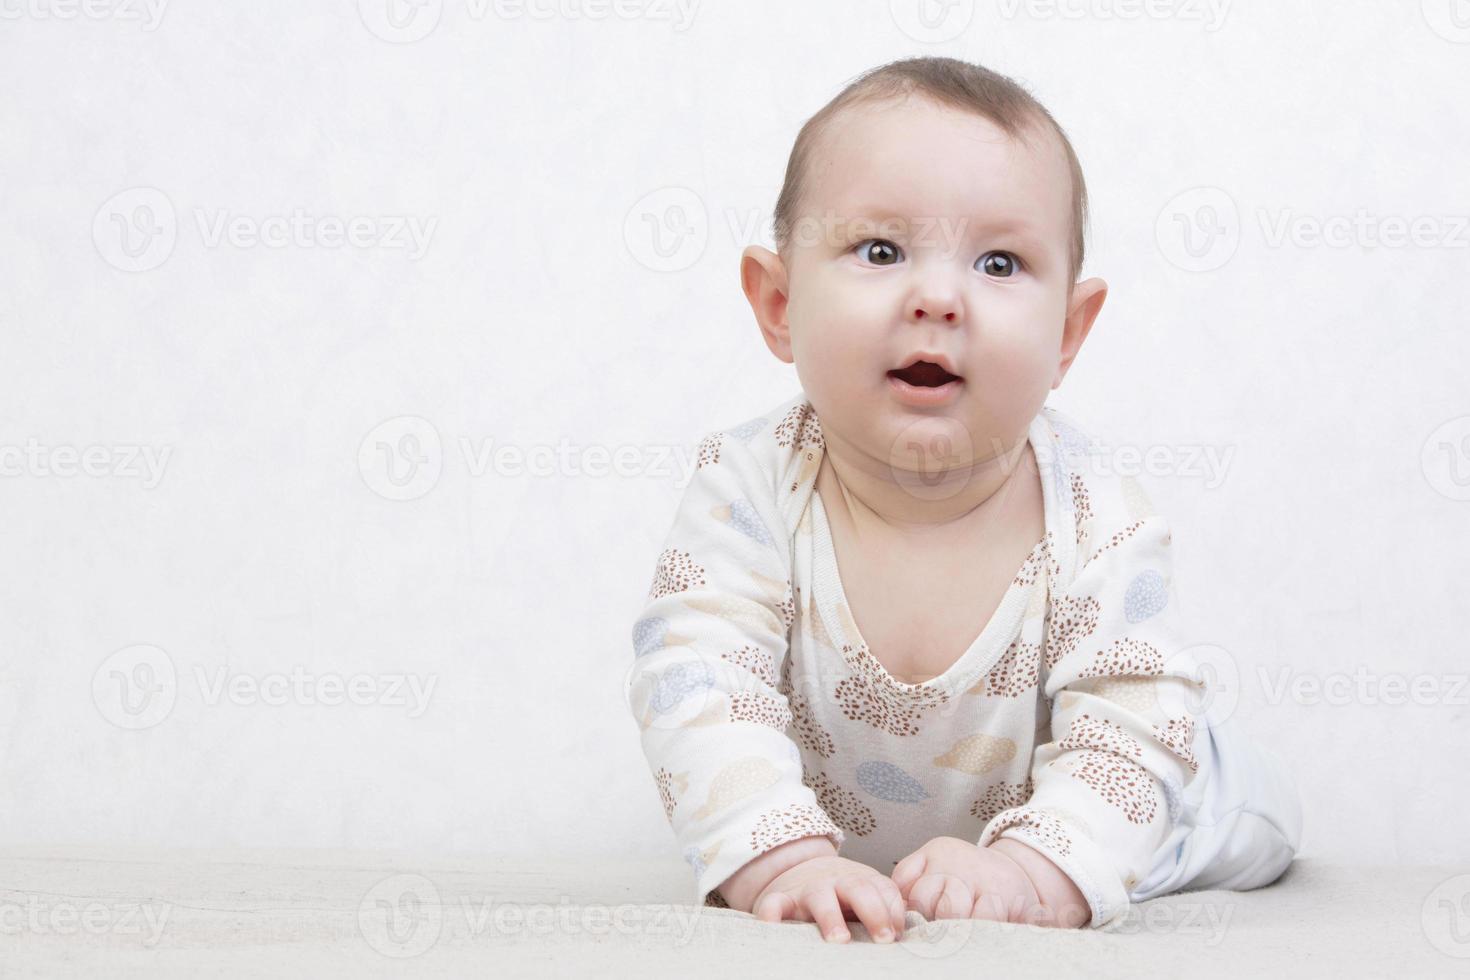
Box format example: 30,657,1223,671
887,360,962,388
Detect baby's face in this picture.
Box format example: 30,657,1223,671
772,95,1090,478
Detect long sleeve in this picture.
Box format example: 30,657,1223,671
977,499,1210,929
622,427,844,907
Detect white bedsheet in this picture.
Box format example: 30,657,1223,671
0,846,1458,978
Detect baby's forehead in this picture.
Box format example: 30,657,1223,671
805,97,1072,232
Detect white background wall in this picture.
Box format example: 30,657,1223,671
0,0,1466,870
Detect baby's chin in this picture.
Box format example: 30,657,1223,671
811,396,993,465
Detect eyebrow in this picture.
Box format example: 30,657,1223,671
832,208,1051,250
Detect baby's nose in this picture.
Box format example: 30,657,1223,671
914,307,957,322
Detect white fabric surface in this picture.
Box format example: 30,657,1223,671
0,846,1458,978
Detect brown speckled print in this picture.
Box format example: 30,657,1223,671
1013,536,1051,587
970,638,1041,698
777,581,797,632
722,645,777,688
749,803,843,854
1066,750,1158,825
696,432,723,469
777,645,836,758
1076,637,1166,679
1045,595,1101,669
655,767,688,822
774,403,824,450
833,643,952,737
982,806,1074,857
1070,472,1094,547
1084,520,1149,566
648,548,706,600
970,777,1035,827
729,692,794,732
1153,716,1200,774
1056,713,1145,758
802,767,878,837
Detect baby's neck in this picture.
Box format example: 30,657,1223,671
816,424,1035,535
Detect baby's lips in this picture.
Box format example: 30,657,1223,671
888,360,963,387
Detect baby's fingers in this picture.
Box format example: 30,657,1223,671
935,876,975,920
890,852,927,897
971,887,1026,924
752,890,797,924
802,888,850,943
908,874,974,921
834,877,902,943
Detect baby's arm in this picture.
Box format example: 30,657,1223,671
976,498,1209,930
623,427,844,909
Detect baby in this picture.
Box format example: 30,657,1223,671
624,56,1303,943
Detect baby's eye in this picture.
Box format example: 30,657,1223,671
854,239,903,266
976,251,1022,278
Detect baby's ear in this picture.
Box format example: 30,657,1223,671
741,245,794,364
1053,277,1108,389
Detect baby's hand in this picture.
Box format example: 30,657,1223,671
890,836,1068,926
751,855,908,944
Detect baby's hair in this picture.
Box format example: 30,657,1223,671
771,56,1090,286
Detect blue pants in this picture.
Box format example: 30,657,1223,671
1130,715,1304,901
